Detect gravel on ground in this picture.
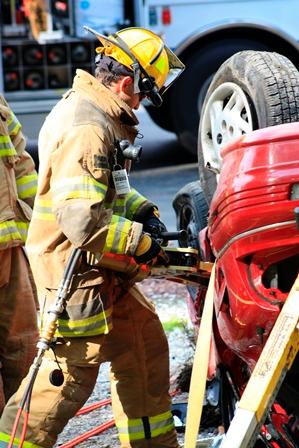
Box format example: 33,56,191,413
55,278,199,447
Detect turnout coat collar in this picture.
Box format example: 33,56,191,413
72,69,139,127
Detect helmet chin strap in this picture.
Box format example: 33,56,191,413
131,62,142,94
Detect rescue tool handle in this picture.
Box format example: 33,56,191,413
160,230,188,242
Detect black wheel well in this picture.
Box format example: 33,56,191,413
177,26,299,68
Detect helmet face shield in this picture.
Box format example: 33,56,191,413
84,26,185,106
162,47,185,93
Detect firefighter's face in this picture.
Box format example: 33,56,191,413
117,76,143,110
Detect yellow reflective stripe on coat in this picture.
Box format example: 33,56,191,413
16,173,38,199
0,135,17,157
116,410,174,442
103,215,131,254
7,110,21,136
56,307,113,337
52,175,107,202
125,189,148,220
0,432,42,447
0,220,29,244
32,199,55,221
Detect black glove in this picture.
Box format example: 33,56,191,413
143,209,168,245
134,234,169,265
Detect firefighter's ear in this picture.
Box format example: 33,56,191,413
118,76,134,94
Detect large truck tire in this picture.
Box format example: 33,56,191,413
169,38,273,156
198,50,299,204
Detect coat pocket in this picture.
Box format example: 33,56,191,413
41,285,113,338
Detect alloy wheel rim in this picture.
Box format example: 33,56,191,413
201,82,254,173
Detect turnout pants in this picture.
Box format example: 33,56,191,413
0,247,38,415
0,284,179,448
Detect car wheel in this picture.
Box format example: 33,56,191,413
198,50,299,204
172,181,209,303
170,38,274,156
172,181,208,251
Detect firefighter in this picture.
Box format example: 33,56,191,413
0,28,185,447
0,94,38,415
23,0,48,41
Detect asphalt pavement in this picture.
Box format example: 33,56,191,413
130,163,198,233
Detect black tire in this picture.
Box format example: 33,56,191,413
170,38,273,156
172,181,209,251
172,181,209,303
198,50,299,204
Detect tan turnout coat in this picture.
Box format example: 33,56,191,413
26,69,155,337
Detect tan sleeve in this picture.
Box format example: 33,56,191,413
0,96,37,208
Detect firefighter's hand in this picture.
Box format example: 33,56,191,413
143,208,168,246
134,234,169,265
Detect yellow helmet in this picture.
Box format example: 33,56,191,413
84,26,185,107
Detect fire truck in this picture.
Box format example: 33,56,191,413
1,0,299,153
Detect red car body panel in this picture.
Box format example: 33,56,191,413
206,122,299,371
